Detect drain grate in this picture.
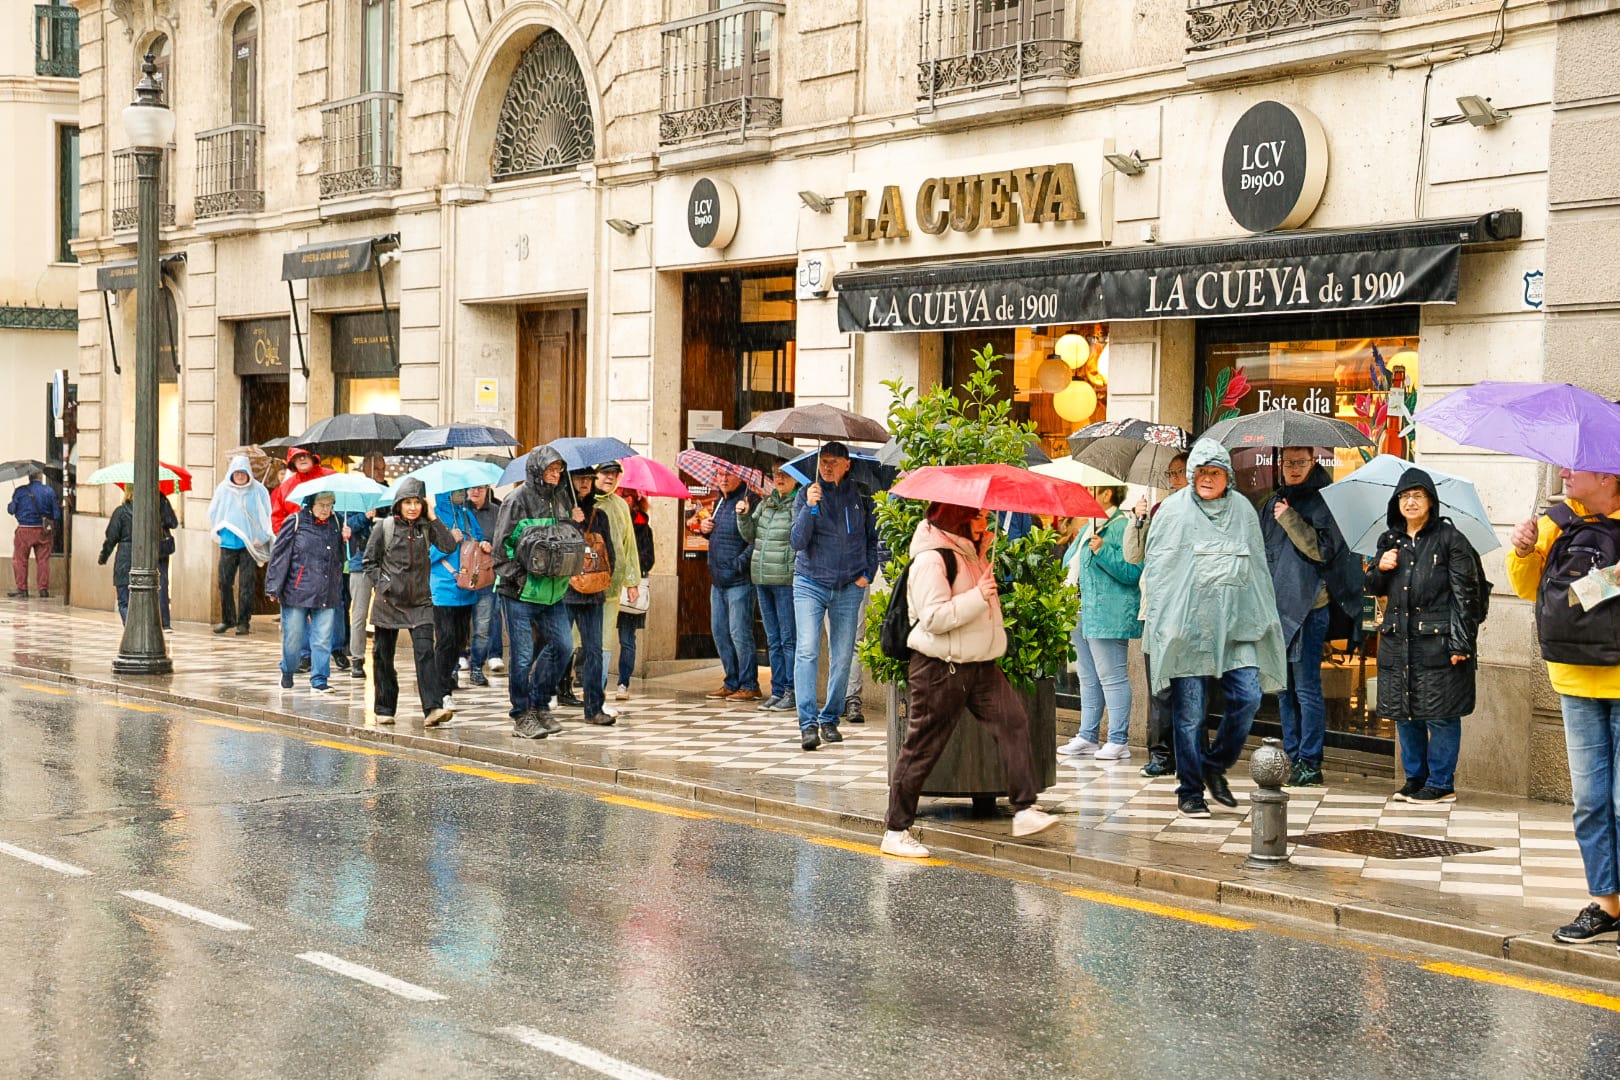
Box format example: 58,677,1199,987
1291,828,1493,860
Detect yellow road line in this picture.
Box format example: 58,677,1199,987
1423,962,1620,1013
190,716,268,733
597,794,714,820
807,834,950,866
310,739,392,757
16,682,69,696
117,702,164,713
1067,886,1255,932
441,764,537,785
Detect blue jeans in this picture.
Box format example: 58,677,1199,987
565,603,605,717
617,618,638,688
1171,667,1262,799
1561,695,1620,897
470,589,502,670
711,583,758,692
1396,716,1461,791
1278,605,1330,768
794,578,864,730
757,583,796,699
502,595,570,718
281,605,338,689
1073,632,1133,745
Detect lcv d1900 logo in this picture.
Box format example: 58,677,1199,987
1221,101,1328,233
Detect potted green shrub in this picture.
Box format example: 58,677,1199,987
858,345,1079,811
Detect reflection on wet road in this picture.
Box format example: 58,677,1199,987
1,679,1617,1079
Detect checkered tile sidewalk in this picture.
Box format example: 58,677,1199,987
0,607,1596,915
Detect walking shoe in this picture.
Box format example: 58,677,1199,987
819,723,843,744
1058,734,1099,756
235,624,250,636
537,710,564,736
602,704,620,719
1286,762,1326,788
311,683,334,695
440,693,456,711
37,590,48,599
556,688,583,708
297,658,311,674
1391,777,1426,802
512,711,547,739
375,713,395,726
1204,769,1238,808
614,685,630,701
844,703,866,725
213,623,229,635
768,692,797,713
800,726,821,751
6,591,27,599
1408,786,1456,803
1012,808,1059,838
728,688,762,702
584,712,616,726
469,671,489,687
459,656,470,671
424,707,454,727
880,829,931,859
705,685,733,699
331,651,351,671
1140,759,1174,778
487,657,506,674
351,659,366,680
1553,903,1620,944
1178,796,1212,818
280,671,294,689
757,695,781,711
1095,742,1132,761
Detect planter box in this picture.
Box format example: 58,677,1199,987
886,676,1058,810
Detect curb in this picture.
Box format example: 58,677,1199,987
7,660,1618,987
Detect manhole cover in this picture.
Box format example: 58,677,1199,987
1291,828,1493,859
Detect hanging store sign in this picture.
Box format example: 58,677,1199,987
1222,101,1328,233
687,178,739,250
234,318,291,375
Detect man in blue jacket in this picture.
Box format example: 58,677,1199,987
8,470,61,598
703,471,760,702
265,490,345,693
790,442,879,750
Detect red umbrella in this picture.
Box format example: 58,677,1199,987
618,456,692,499
890,464,1106,518
116,460,193,497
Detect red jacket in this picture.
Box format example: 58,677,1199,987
270,446,335,533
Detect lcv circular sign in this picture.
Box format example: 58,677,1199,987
687,178,739,250
1221,101,1328,233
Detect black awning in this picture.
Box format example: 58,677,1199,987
280,233,399,281
834,212,1522,333
95,253,187,292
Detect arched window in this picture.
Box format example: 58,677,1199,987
491,30,595,181
145,34,171,105
230,10,258,123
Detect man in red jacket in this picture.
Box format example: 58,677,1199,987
270,447,334,534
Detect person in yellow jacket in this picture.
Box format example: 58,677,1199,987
1506,466,1620,951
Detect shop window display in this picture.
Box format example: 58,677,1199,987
947,324,1110,459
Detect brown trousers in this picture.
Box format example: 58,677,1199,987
12,526,51,591
886,654,1038,831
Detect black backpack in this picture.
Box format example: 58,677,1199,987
515,522,586,579
1535,504,1620,665
879,548,958,661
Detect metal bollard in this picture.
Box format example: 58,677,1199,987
1245,738,1291,867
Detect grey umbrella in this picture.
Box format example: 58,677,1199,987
739,403,888,444
691,429,799,473
1068,418,1191,487
1200,408,1375,451
0,459,49,484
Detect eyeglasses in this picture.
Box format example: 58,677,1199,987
1166,467,1187,478
1398,492,1428,504
1280,459,1315,468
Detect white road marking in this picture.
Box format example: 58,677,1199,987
498,1026,679,1080
119,890,252,932
295,951,446,1002
0,841,91,877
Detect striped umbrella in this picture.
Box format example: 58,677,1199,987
676,449,767,496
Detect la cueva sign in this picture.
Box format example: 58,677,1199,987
846,163,1085,243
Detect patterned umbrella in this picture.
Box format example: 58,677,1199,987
394,423,521,452
382,453,445,482
1067,418,1191,487
676,449,767,496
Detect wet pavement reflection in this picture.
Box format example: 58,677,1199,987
1,680,1617,1079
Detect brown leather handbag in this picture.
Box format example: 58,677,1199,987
569,510,613,595
456,538,495,591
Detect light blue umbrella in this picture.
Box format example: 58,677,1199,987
384,458,504,500
286,473,385,514
1319,454,1500,557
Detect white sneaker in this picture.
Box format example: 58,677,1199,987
441,693,455,710
487,658,507,674
880,830,931,859
458,657,470,671
1095,742,1132,761
1012,808,1059,838
614,686,630,701
1059,735,1099,756
601,704,619,719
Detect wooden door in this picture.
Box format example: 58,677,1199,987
517,303,586,452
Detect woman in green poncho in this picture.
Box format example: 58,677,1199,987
1142,438,1287,819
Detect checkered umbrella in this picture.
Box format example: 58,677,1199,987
676,449,767,496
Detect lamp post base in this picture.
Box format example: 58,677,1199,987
112,654,174,675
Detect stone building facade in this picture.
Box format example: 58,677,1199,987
68,0,1620,798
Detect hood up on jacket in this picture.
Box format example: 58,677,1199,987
392,476,429,517
1187,438,1232,479
285,445,319,467
1385,467,1441,532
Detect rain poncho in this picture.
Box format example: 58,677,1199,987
207,455,274,564
1142,439,1287,694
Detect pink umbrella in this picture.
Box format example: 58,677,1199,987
676,449,768,496
619,456,691,499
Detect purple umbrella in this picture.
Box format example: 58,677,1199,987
1413,381,1620,473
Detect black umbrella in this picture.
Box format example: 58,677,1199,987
739,403,889,444
1068,419,1191,487
1200,408,1374,451
0,459,48,484
692,429,799,473
288,412,431,457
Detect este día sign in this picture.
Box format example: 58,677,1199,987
845,163,1084,243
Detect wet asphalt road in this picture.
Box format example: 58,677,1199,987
1,679,1617,1080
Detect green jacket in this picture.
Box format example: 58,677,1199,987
737,488,796,586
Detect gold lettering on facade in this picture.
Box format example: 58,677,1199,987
915,178,949,235
874,185,909,240
846,163,1083,243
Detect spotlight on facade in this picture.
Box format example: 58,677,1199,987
1104,150,1147,176
606,219,640,236
1456,95,1509,127
798,190,834,213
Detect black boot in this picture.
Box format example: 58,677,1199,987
556,650,582,707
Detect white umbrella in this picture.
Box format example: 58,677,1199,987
1319,455,1500,557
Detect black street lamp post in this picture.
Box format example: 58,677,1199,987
113,54,175,676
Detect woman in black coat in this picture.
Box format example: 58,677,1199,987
99,486,178,625
1365,467,1481,804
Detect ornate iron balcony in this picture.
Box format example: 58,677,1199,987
195,124,266,218
1187,0,1399,50
659,2,784,146
320,92,403,199
34,5,78,78
917,0,1081,102
111,147,175,231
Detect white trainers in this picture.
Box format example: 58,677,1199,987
880,829,931,859
601,704,619,719
1095,742,1132,761
487,658,507,674
1059,735,1099,756
614,686,630,701
1012,808,1059,837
